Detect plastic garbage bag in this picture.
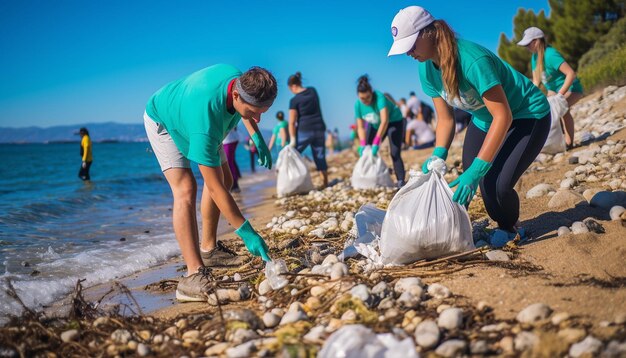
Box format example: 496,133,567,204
541,94,569,154
379,159,474,265
355,204,386,238
318,324,418,358
339,204,386,261
351,146,394,189
276,146,314,197
265,259,288,290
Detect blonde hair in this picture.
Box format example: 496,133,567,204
533,38,547,86
422,20,459,101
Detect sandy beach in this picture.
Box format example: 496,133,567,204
2,86,626,357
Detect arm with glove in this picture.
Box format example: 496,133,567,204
356,118,367,156
449,86,511,206
371,106,390,157
242,115,272,169
288,109,297,148
422,97,456,173
198,164,271,261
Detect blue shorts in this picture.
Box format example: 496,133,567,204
296,130,328,171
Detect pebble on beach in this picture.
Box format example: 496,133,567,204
516,303,552,324
61,329,79,343
438,307,464,330
569,336,603,357
610,205,625,220
414,319,440,348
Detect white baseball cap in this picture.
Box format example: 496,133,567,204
388,6,435,56
517,27,545,46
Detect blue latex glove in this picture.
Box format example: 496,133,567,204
252,132,272,169
449,157,492,206
235,220,271,261
371,144,379,157
422,146,448,174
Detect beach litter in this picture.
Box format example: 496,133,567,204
275,146,314,197
351,145,394,189
2,85,626,357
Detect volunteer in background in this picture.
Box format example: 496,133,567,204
518,26,583,149
388,6,550,245
144,64,274,301
268,110,289,151
354,75,406,187
287,71,329,187
222,127,242,193
78,127,93,181
405,114,435,149
407,91,422,121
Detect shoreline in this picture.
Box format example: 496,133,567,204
44,169,279,319
3,86,626,357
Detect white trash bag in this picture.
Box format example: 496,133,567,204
339,204,386,261
379,159,474,265
541,94,569,154
318,324,418,358
351,146,394,189
275,146,314,197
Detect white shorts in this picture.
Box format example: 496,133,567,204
144,112,226,172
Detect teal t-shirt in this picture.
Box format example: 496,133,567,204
146,64,242,167
272,120,288,147
418,39,550,132
531,46,583,93
354,90,403,130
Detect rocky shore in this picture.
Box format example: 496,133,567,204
1,86,625,357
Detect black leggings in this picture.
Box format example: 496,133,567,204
78,161,92,181
367,120,405,182
462,114,550,231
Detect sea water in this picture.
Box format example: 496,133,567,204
0,141,268,323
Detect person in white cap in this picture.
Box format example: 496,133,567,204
518,26,583,149
388,6,551,247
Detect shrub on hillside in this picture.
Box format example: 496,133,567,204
578,17,626,69
578,45,626,92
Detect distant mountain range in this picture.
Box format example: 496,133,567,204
0,122,273,144
0,122,147,143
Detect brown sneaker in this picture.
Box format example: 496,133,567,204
175,266,214,302
201,241,250,267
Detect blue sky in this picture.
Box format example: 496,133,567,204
0,0,549,132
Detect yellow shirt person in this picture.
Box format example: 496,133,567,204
78,127,92,181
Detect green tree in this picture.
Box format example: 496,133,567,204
498,9,552,77
549,0,626,70
498,0,625,76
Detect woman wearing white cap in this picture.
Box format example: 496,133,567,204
518,27,583,149
388,6,551,246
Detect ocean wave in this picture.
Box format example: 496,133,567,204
0,232,179,324
0,194,106,226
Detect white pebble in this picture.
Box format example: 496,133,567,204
414,320,440,348
516,303,552,324
610,205,625,220
258,279,271,295
571,221,589,234
514,331,538,351
569,336,603,357
394,277,423,294
427,283,451,299
61,329,79,343
435,339,467,358
438,308,463,330
263,312,280,328
557,226,571,236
